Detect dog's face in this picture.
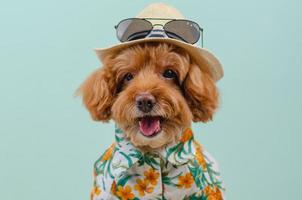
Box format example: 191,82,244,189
78,43,218,148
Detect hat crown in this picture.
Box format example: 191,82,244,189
137,3,185,19
95,3,224,82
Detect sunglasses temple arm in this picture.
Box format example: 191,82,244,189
201,30,204,47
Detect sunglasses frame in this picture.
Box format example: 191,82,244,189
114,18,204,47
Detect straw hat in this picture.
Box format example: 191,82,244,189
94,3,223,81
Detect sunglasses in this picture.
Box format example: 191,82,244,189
114,18,204,46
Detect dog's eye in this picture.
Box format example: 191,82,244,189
163,69,177,79
124,73,134,81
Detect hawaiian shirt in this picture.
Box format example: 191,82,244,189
90,126,225,200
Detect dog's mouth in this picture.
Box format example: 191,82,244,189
138,116,162,137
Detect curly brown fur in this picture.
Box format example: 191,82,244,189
77,43,219,149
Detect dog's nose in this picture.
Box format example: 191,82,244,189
135,93,156,113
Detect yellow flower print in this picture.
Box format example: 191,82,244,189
179,128,193,143
194,141,207,171
204,185,223,200
101,143,115,161
134,178,154,196
177,173,194,189
90,186,101,199
111,181,117,195
144,168,160,186
116,185,135,200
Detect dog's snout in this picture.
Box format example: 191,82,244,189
135,93,156,113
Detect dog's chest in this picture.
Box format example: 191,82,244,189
91,127,224,200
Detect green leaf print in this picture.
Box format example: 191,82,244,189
188,139,193,153
205,161,222,187
128,149,143,159
107,158,114,179
166,143,183,159
162,171,182,187
119,151,133,167
116,173,140,186
137,152,160,168
187,193,208,200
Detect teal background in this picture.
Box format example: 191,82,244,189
0,0,301,199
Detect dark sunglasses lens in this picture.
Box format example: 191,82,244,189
164,20,200,44
116,19,153,42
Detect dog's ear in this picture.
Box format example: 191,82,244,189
183,63,219,122
77,66,115,122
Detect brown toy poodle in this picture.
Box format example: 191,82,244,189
78,43,224,199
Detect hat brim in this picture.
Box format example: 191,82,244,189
94,38,223,82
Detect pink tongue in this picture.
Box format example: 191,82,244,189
139,117,161,136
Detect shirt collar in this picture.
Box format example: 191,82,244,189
112,124,196,177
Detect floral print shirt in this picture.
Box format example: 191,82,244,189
90,126,225,200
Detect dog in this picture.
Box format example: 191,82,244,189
78,43,224,200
